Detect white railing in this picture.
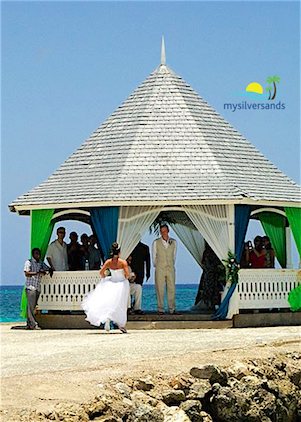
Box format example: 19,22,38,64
38,269,301,312
238,269,300,309
38,271,100,311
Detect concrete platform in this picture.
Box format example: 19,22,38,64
233,312,301,328
35,312,232,330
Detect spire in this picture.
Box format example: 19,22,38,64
161,36,166,65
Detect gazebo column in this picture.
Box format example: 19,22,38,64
285,227,293,269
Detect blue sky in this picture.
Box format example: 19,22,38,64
2,1,300,285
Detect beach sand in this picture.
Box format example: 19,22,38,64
1,323,300,421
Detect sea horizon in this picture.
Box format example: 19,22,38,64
0,283,199,323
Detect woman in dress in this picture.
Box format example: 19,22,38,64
248,236,266,268
82,242,129,333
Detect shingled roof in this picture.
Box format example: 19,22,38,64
9,53,301,212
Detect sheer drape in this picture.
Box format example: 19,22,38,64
170,223,205,267
117,206,161,259
182,205,233,261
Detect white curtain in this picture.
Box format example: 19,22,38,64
117,206,161,259
170,223,205,267
182,205,233,261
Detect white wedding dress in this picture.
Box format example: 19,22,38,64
82,269,129,328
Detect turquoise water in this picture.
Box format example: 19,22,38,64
0,284,199,322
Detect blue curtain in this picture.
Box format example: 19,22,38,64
212,282,237,320
235,205,251,261
212,205,250,320
90,207,119,260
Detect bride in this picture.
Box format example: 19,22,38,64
82,242,130,333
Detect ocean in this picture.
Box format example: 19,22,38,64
0,284,199,323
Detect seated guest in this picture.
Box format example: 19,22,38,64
127,255,144,315
67,232,84,270
46,227,68,271
263,236,275,268
88,235,102,269
247,236,266,268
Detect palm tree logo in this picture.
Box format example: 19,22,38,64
266,86,273,100
266,75,280,100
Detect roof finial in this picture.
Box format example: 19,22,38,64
161,36,166,65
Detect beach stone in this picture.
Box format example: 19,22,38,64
127,402,164,422
170,376,190,390
162,390,186,405
131,391,158,406
200,411,213,422
190,364,227,385
135,378,155,391
209,373,299,422
286,364,301,387
85,400,108,419
180,400,203,421
115,382,131,398
161,406,191,422
187,380,212,400
227,362,250,380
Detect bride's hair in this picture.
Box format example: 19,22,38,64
110,242,121,257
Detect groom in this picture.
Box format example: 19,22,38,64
152,224,177,315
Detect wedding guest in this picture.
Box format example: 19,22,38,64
263,236,275,268
152,224,177,315
80,233,90,268
46,227,68,271
24,248,53,329
127,255,144,315
246,236,266,268
131,241,151,285
88,235,102,270
194,244,225,310
67,231,84,270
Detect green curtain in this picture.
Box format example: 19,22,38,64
20,209,55,319
285,207,301,259
258,212,286,268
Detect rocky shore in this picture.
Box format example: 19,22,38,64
20,351,301,422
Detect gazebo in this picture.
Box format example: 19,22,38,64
9,41,301,324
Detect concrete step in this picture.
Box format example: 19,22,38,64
36,314,232,330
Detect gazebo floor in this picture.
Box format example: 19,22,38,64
35,310,233,329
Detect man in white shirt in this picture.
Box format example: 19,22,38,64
46,227,68,271
152,224,177,315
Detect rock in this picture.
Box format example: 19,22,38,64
190,364,227,385
85,400,108,419
187,380,212,400
200,411,213,422
161,406,191,422
227,362,250,380
135,378,155,391
131,391,158,407
210,373,299,422
115,382,131,398
180,400,203,422
162,390,186,406
170,376,190,390
286,364,301,387
127,402,164,422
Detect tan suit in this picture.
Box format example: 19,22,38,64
153,238,176,313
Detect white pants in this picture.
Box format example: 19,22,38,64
128,283,142,310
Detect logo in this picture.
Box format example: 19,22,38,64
223,75,285,112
